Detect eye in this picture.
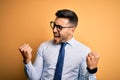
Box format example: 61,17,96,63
57,25,62,30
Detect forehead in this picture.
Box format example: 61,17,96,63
55,18,70,25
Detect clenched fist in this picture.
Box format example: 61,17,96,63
19,44,32,64
86,52,100,69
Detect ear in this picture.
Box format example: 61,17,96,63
70,27,76,35
71,27,76,33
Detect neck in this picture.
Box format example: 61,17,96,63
66,35,73,42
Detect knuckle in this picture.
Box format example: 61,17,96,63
91,56,94,58
96,55,100,59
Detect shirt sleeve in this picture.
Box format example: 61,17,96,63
78,49,96,80
24,45,44,80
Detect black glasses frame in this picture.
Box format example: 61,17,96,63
50,21,73,31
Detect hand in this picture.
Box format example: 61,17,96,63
86,52,100,69
19,44,32,64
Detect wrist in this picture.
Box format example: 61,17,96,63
23,59,31,64
87,67,98,74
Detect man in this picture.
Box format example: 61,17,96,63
19,9,100,80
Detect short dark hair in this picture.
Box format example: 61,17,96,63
55,9,78,27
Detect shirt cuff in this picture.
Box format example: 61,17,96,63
24,61,32,69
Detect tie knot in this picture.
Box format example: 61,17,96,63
61,42,67,47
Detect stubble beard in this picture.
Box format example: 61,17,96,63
53,35,67,44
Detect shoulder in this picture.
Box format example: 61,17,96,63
75,40,90,49
73,39,91,54
36,40,54,55
38,40,53,49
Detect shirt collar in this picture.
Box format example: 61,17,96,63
52,37,76,46
66,37,76,47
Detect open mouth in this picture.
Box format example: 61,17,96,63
54,33,60,38
54,36,60,39
54,34,61,41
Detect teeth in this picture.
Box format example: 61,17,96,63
54,36,60,37
54,34,59,37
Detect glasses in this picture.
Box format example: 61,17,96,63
50,21,73,31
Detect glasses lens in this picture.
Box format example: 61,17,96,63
50,21,62,31
57,25,62,30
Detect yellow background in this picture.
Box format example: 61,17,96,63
0,0,120,80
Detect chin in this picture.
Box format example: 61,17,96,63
53,38,60,44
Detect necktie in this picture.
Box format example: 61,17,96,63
53,43,67,80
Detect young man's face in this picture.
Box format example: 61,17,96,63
52,18,75,44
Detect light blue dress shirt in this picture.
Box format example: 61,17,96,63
24,38,96,80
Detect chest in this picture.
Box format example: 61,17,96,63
43,45,85,69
